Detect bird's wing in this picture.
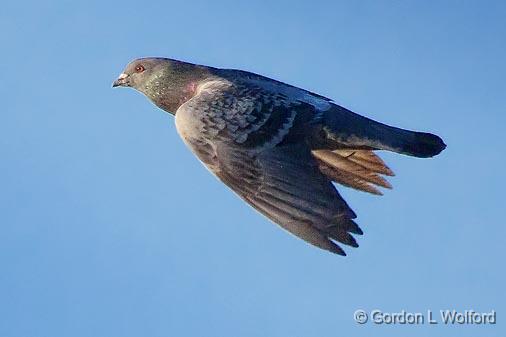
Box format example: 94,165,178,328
213,141,362,255
176,79,362,254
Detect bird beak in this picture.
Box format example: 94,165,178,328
112,73,130,88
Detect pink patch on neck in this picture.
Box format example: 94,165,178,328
185,82,197,96
180,82,198,104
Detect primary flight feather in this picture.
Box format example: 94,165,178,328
113,57,446,255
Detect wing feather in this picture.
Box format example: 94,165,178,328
214,143,361,255
176,79,373,255
312,149,394,195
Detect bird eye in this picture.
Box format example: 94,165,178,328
135,64,145,73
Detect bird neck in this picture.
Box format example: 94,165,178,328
143,63,210,114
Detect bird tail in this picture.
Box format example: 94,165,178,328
321,104,446,158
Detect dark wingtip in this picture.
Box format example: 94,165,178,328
347,220,364,235
335,249,347,256
329,242,347,256
347,236,359,248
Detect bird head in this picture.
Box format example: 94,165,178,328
113,57,209,114
112,57,170,90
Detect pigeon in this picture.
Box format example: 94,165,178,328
113,57,446,255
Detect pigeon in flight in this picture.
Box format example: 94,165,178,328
113,58,446,255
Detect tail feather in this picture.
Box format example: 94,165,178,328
404,132,447,158
322,104,447,158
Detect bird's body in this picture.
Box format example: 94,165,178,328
113,57,446,255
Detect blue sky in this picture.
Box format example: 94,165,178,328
1,1,505,336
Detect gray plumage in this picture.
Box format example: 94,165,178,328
113,57,446,255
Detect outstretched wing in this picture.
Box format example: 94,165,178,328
214,142,362,255
175,79,365,254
